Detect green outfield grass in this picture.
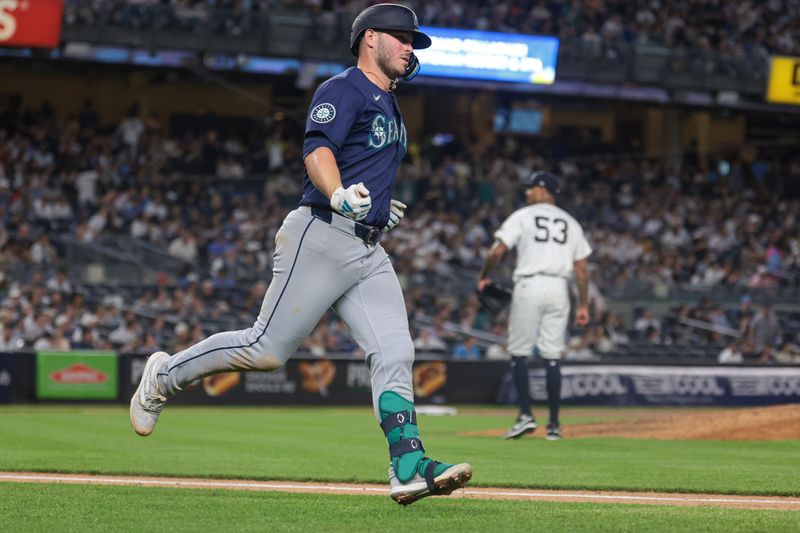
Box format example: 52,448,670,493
1,405,799,497
2,483,798,533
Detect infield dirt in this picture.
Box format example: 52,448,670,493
460,404,800,441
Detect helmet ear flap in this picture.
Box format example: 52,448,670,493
400,53,420,81
350,28,368,56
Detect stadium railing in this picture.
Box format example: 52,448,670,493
61,9,768,95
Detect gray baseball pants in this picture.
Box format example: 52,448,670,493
157,206,415,420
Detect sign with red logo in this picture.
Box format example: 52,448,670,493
37,351,118,399
0,0,63,49
50,363,108,384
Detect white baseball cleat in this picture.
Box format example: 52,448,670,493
389,462,473,506
130,351,170,437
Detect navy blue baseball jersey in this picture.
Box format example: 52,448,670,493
301,67,407,228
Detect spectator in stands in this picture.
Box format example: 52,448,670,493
21,311,50,345
109,311,141,347
423,314,457,348
29,235,57,265
732,294,755,335
484,323,510,361
746,303,783,363
634,310,661,339
301,328,327,357
0,318,23,351
586,264,608,317
773,341,800,365
413,327,448,353
708,305,734,343
33,314,71,351
172,322,193,352
564,334,597,362
603,312,629,348
452,336,482,360
72,327,99,349
117,103,145,150
718,340,744,364
123,332,159,355
46,269,73,293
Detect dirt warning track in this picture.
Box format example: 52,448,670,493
2,472,799,511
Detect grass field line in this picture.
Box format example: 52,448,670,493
2,472,799,510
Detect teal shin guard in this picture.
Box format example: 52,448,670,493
379,391,452,484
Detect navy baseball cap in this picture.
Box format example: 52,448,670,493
522,171,560,195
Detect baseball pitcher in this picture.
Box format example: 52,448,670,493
130,4,471,505
478,171,592,440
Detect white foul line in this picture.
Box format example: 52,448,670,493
0,474,389,494
2,473,799,507
460,489,800,506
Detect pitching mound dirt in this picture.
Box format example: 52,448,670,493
463,404,800,441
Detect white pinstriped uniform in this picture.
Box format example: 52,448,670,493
494,203,591,359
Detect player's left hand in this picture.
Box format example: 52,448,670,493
383,199,407,232
574,305,589,326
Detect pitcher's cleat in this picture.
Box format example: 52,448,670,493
546,423,562,441
389,461,473,506
130,351,170,436
504,413,538,440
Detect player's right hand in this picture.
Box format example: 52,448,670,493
330,182,371,221
574,305,590,326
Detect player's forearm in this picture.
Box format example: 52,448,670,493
479,241,507,279
304,146,342,199
574,259,589,307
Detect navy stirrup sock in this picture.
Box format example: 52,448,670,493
511,356,532,417
546,359,561,424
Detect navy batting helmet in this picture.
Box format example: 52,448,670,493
349,4,432,57
522,171,560,195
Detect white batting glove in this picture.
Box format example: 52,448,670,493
330,182,371,221
383,199,407,232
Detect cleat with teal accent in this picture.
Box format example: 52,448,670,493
389,461,473,506
379,391,472,505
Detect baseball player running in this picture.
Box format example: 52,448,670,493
478,172,591,440
130,4,471,505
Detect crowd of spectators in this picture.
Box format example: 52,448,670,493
1,99,798,361
62,0,800,60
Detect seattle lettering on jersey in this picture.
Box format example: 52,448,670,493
367,114,407,151
301,68,409,228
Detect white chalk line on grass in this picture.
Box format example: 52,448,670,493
464,489,800,506
0,474,388,494
2,473,799,507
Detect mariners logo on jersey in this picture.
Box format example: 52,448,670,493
302,67,411,228
367,114,407,150
310,103,336,124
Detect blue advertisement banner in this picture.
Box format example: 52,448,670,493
415,27,559,84
497,365,800,407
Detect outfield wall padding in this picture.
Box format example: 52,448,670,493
2,351,799,406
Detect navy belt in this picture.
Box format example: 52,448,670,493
311,206,383,245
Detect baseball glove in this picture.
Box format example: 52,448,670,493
477,283,512,314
